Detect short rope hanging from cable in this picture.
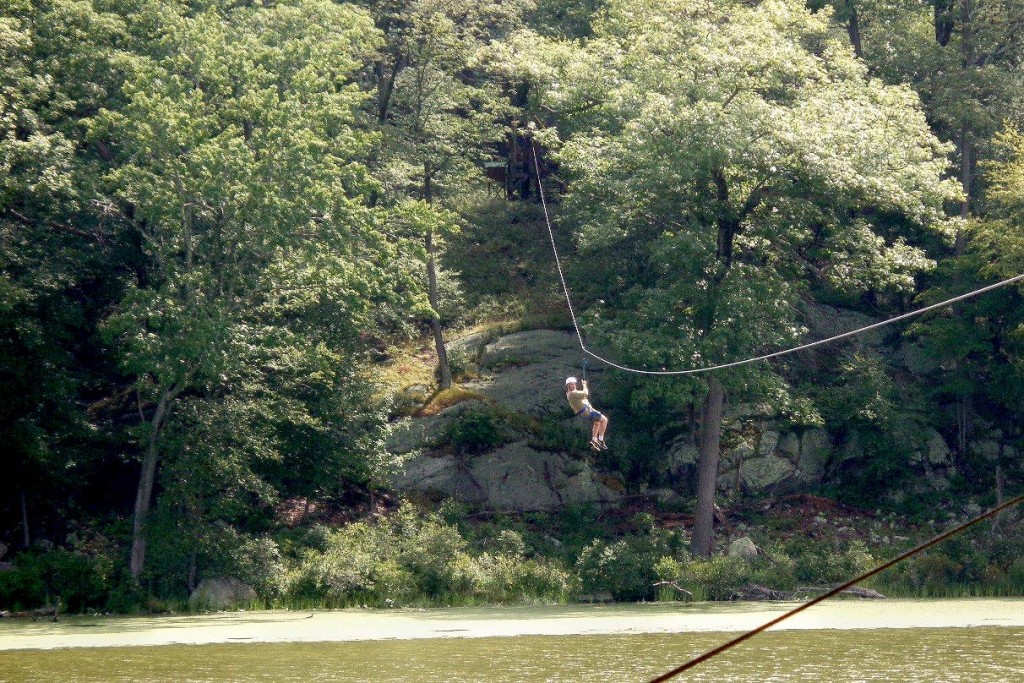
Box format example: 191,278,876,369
529,138,1024,376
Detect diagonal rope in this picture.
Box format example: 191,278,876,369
647,493,1024,682
530,141,1024,376
532,141,589,351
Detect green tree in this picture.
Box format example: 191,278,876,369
909,124,1024,470
0,0,130,548
530,0,959,555
359,0,528,388
89,0,416,582
851,0,1024,227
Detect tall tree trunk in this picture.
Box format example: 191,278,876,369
377,55,405,123
130,388,175,581
426,228,452,390
956,131,973,253
956,392,972,459
934,0,955,46
20,491,30,548
423,167,452,390
992,463,1005,536
846,2,863,59
691,376,725,558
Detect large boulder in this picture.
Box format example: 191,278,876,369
728,537,759,562
393,441,623,511
666,437,700,467
189,577,257,609
797,429,830,479
738,455,797,492
474,330,592,415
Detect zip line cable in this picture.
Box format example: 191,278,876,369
647,494,1024,682
527,143,1024,677
530,142,1024,376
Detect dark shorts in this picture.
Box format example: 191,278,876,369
576,407,604,422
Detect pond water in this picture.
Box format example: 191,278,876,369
1,600,1021,682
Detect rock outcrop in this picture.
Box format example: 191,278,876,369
394,441,623,511
389,328,1010,506
389,330,621,511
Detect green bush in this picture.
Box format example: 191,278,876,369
205,528,283,599
399,519,475,599
748,549,797,591
785,539,874,586
282,503,573,607
475,552,574,603
681,555,750,600
283,521,415,607
0,549,111,612
1008,558,1024,590
576,536,660,601
444,406,507,454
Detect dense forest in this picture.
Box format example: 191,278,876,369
1,0,1022,613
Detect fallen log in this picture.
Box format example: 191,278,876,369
730,584,791,601
0,598,61,621
652,580,693,598
797,585,886,599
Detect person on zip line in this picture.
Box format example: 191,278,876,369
565,376,609,451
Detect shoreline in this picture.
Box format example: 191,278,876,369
0,598,1022,651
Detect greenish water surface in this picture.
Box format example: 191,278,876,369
1,601,1022,682
1,627,1022,682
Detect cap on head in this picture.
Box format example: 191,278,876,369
565,376,577,385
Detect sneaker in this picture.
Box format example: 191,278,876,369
599,440,609,450
589,439,602,451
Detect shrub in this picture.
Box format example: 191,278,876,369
653,556,691,601
748,548,797,591
282,503,571,607
443,405,508,454
1008,558,1024,590
475,552,574,603
399,519,475,599
681,556,750,600
205,528,283,600
576,536,660,601
283,522,415,607
0,549,110,612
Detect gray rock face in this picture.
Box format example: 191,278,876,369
926,430,951,466
393,441,623,511
448,332,490,359
739,455,796,491
475,330,589,415
189,577,257,609
758,431,780,455
716,427,829,494
667,438,700,467
389,331,625,512
386,400,486,455
797,429,830,478
0,542,7,560
893,342,938,374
